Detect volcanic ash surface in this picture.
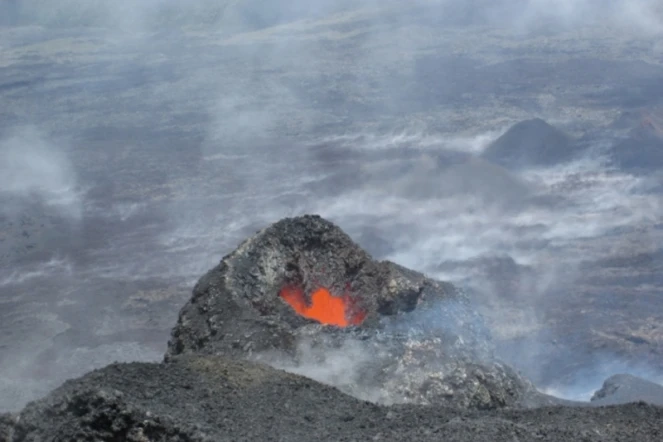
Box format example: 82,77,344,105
166,214,554,409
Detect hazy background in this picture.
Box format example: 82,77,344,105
1,0,663,410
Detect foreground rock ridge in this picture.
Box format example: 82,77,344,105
1,356,662,441
1,215,662,441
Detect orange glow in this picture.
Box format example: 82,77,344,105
279,285,366,327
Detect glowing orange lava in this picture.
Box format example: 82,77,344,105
279,285,366,327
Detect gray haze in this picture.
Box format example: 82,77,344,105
3,1,663,33
1,0,663,411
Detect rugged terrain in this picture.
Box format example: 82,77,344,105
1,215,662,441
165,215,550,409
1,355,662,442
1,0,663,433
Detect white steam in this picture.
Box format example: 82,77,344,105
0,127,82,220
0,256,73,287
254,337,387,404
6,1,663,38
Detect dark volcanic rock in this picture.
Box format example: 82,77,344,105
0,413,17,441
482,118,578,168
4,355,663,442
165,214,463,359
165,215,548,409
165,214,482,356
591,374,663,406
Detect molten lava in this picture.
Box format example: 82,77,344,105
279,285,366,327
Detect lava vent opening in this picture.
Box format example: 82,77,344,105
279,285,367,327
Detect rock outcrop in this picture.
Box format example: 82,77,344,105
165,215,550,409
166,214,480,359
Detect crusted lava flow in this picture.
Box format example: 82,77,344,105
279,285,366,327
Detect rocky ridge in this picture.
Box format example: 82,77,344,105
0,356,661,441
